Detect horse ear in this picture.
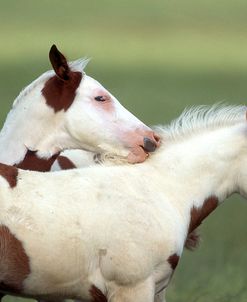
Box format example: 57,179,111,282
49,45,70,80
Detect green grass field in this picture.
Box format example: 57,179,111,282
1,1,247,301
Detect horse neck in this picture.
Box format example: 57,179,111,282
0,93,66,171
154,123,247,217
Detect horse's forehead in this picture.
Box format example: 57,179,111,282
81,75,106,92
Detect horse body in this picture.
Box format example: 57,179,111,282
0,105,246,301
1,164,183,300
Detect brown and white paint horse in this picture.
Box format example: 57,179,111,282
0,104,246,302
0,45,159,172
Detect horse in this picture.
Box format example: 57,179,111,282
0,44,159,172
0,104,246,302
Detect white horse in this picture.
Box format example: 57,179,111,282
0,45,159,171
0,104,246,302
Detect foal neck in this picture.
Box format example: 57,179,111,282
0,84,65,170
152,122,247,248
155,122,247,221
0,109,65,170
0,124,61,171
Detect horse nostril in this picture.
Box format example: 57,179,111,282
153,133,161,145
143,137,157,152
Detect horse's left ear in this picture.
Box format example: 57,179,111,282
49,45,70,80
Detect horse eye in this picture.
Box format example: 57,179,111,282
94,96,106,102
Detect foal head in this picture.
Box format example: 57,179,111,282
3,45,159,165
47,46,159,162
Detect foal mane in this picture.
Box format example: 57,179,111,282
12,58,90,109
157,104,246,141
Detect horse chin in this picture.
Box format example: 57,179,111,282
127,146,149,164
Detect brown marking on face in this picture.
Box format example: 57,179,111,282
167,253,180,270
0,163,18,188
0,225,30,293
184,230,201,250
89,285,107,302
42,71,82,113
16,150,58,172
57,155,76,170
188,196,219,234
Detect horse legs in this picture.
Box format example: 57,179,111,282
108,277,155,302
0,294,4,302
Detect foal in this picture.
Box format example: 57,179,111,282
0,104,246,302
0,45,159,171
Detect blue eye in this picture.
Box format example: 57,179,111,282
94,96,106,102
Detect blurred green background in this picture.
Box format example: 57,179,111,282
1,0,247,301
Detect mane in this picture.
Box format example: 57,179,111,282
12,58,90,109
156,104,247,141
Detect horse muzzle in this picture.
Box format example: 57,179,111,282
127,131,160,163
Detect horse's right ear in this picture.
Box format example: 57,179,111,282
49,45,70,80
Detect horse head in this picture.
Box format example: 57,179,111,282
0,45,160,167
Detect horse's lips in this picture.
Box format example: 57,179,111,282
127,146,149,164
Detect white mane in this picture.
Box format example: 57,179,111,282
12,58,90,109
156,104,247,141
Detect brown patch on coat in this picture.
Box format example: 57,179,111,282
57,155,76,170
0,163,18,188
0,225,30,293
16,150,58,172
184,230,201,250
42,71,82,113
185,196,219,250
188,196,219,233
89,285,107,302
167,253,180,270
